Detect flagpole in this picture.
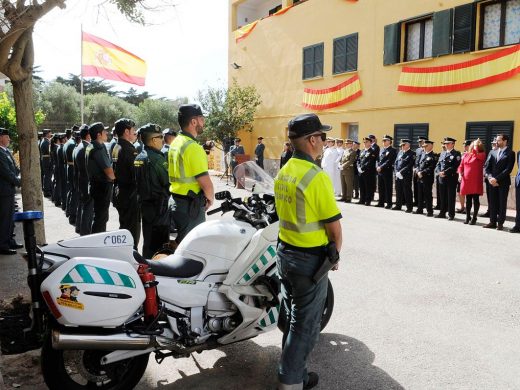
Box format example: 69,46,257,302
80,25,84,124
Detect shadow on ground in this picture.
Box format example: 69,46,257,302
138,333,404,390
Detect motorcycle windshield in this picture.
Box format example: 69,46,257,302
233,161,274,195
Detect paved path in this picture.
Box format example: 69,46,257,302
1,173,519,389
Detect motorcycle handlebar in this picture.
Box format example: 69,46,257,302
207,207,222,215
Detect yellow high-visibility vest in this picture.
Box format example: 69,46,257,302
275,156,340,248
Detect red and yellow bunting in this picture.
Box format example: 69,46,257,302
302,74,362,110
398,44,520,93
234,21,259,43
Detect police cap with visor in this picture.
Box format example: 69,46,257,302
288,113,332,139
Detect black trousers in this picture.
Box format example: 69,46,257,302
377,172,393,206
395,176,413,210
90,182,112,234
353,175,359,197
413,174,419,206
115,189,141,249
439,175,458,218
417,179,433,213
141,202,169,258
0,194,15,250
79,196,94,236
488,184,510,225
42,158,53,195
359,172,375,204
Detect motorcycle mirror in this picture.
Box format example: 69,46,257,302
215,191,231,200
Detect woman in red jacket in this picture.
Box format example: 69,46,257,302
458,139,486,224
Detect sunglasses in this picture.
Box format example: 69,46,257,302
307,133,327,142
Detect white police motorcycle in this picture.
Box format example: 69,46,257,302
15,162,334,389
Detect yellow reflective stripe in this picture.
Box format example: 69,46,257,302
178,140,195,179
279,165,323,233
170,176,197,183
112,144,121,162
280,220,323,233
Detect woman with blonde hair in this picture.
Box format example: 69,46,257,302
457,139,486,224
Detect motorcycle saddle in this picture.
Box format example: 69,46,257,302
133,251,204,278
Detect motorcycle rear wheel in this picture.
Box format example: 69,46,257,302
41,335,149,390
277,278,334,333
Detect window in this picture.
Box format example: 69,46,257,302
466,121,514,152
405,17,433,61
348,124,359,142
393,124,429,150
302,43,324,79
333,33,358,74
480,0,520,49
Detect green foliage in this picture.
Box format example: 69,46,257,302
197,80,261,146
56,74,117,96
39,82,81,124
0,92,45,151
135,97,187,130
120,87,153,106
111,0,145,24
84,93,139,127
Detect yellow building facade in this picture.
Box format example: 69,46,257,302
228,0,520,171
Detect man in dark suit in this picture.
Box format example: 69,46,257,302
0,129,22,255
481,139,498,218
483,133,515,230
375,135,397,209
435,137,461,220
254,136,265,169
511,151,520,233
392,139,415,212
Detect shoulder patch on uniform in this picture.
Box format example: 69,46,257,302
457,156,461,161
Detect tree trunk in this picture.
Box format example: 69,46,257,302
12,77,46,245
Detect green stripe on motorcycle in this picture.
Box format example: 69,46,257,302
119,273,135,288
61,274,74,283
267,246,276,257
259,255,268,266
96,267,115,285
268,310,276,324
252,264,260,274
76,264,94,284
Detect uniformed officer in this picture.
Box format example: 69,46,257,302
168,104,214,243
375,135,397,208
134,124,171,258
86,122,115,233
229,137,245,186
254,136,265,168
108,127,118,156
435,137,461,220
0,129,21,255
275,113,342,390
38,131,44,186
356,137,377,205
40,129,53,197
161,128,177,158
414,140,436,216
111,118,140,248
74,125,93,236
352,140,360,199
413,136,427,208
393,139,415,212
58,133,69,211
50,133,60,205
63,126,79,223
134,129,144,154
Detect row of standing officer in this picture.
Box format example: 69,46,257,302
356,134,461,218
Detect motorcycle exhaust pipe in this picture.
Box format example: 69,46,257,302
52,330,154,350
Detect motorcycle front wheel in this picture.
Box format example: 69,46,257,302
41,335,149,390
277,278,334,333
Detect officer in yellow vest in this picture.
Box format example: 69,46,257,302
275,113,343,390
168,104,214,243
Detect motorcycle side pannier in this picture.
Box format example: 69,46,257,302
40,257,145,327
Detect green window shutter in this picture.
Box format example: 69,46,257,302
333,38,347,74
314,43,324,77
346,33,358,72
432,8,453,57
453,3,475,54
384,23,401,65
303,46,314,79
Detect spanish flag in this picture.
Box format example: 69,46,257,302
302,74,362,110
398,44,520,93
82,32,147,86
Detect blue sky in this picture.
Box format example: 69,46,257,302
33,0,229,100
